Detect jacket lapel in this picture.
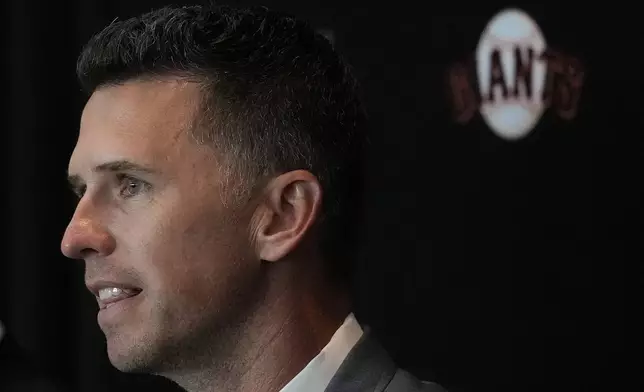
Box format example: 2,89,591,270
324,330,397,392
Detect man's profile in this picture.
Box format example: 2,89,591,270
60,4,445,392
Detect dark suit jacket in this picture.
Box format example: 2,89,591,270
325,332,446,392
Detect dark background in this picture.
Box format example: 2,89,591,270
1,1,635,391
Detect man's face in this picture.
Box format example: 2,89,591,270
61,79,262,372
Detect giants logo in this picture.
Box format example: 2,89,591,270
447,9,586,141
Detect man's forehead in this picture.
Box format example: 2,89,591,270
81,79,202,131
72,79,203,172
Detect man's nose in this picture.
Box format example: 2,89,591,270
60,202,116,260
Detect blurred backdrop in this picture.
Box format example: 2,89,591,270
1,1,636,391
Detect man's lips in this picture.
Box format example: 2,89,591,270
97,287,142,310
86,281,143,310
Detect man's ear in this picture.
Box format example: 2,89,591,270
251,170,322,262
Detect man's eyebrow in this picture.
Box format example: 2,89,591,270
93,160,157,174
66,160,157,192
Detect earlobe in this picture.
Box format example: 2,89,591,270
253,171,322,262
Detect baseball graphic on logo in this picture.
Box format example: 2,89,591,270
476,9,547,141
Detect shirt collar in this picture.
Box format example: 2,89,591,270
280,313,363,392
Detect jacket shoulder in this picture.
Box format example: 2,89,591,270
385,369,447,392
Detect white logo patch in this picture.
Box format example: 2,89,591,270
476,9,547,141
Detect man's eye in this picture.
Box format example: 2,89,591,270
117,175,150,198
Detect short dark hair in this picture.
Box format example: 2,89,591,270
76,4,368,287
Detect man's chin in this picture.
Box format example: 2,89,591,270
105,334,158,373
108,349,146,373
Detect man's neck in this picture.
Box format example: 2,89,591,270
164,262,351,392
